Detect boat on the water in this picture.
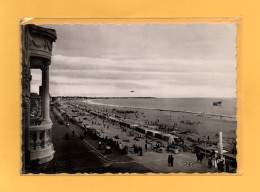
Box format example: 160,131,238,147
213,101,222,106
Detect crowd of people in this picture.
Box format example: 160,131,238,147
53,101,237,173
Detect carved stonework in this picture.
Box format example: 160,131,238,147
21,25,57,172
28,25,57,60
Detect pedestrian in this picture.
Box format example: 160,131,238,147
65,133,69,140
208,158,212,168
72,130,75,136
168,155,171,166
226,162,230,173
201,153,204,162
171,155,174,167
196,152,200,162
145,143,147,152
98,141,102,150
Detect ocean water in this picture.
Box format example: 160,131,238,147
87,98,237,119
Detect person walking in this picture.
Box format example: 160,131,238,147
98,141,102,150
72,130,75,136
168,155,171,166
145,143,147,152
226,162,230,173
196,152,200,162
171,155,174,167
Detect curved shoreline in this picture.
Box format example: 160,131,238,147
84,99,236,121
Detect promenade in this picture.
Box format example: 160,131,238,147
50,102,226,173
29,110,150,174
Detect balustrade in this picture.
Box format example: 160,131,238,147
29,128,52,151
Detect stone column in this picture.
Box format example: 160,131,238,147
42,64,51,123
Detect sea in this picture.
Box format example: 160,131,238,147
86,98,237,121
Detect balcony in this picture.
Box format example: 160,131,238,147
29,121,54,164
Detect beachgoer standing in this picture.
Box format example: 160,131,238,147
226,163,230,173
98,141,102,150
166,145,169,152
196,152,200,162
171,155,174,167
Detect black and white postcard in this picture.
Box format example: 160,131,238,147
21,23,237,174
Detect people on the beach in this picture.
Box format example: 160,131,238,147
138,147,143,156
196,151,203,163
171,155,174,166
98,141,102,149
208,150,215,168
225,162,230,173
217,156,225,172
168,155,174,167
55,100,236,173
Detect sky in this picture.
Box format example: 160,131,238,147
31,23,237,98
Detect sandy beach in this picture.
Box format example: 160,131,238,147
52,98,237,173
77,99,236,150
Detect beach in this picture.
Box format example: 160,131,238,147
83,98,236,149
52,97,237,173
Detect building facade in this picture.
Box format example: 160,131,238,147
21,24,57,172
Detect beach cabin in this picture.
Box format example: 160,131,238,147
148,125,159,130
108,116,120,123
146,130,158,137
84,125,99,135
119,121,129,128
130,124,139,129
135,126,146,134
84,124,92,130
73,116,83,123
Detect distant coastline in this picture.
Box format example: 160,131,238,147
84,98,236,121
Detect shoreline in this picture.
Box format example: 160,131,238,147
71,99,237,146
86,99,237,122
54,99,237,173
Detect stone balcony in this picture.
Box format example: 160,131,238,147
21,24,57,167
29,121,54,164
